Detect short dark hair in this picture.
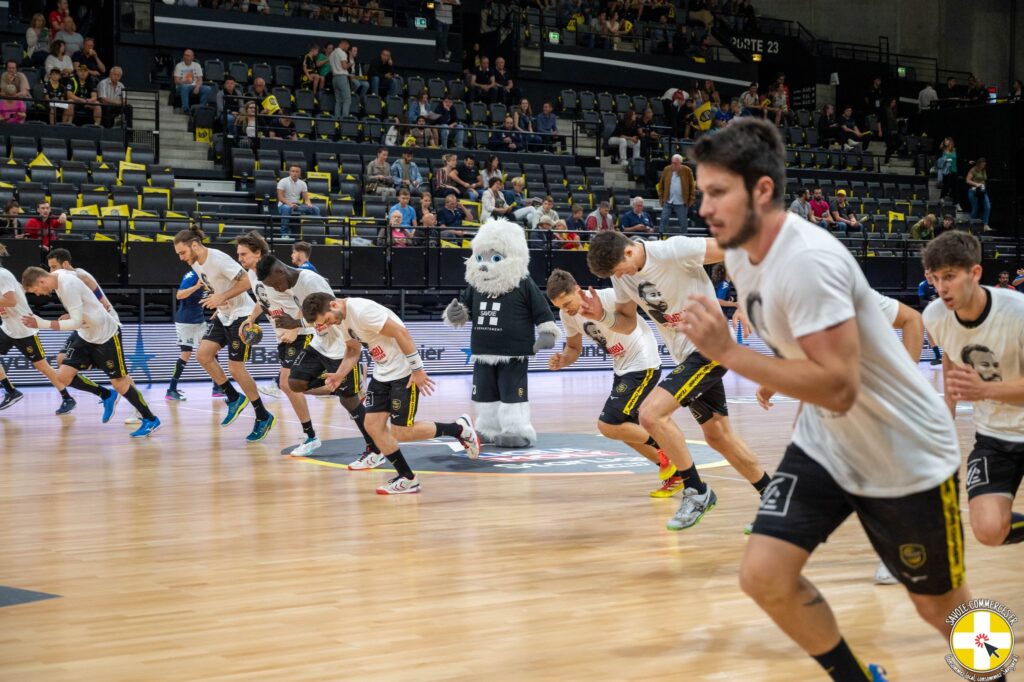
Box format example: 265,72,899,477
921,230,981,271
546,268,578,300
288,163,302,171
236,230,269,255
21,266,49,289
798,187,809,197
255,254,280,281
173,225,206,245
48,247,72,264
942,213,954,222
488,176,503,188
301,291,334,322
689,118,786,207
587,231,633,278
292,241,312,257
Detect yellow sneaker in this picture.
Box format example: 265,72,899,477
650,474,685,498
657,450,677,481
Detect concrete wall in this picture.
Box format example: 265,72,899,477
757,0,1021,88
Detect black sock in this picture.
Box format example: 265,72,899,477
1003,513,1024,545
219,381,240,402
933,346,942,360
169,359,186,391
347,403,379,452
434,421,463,438
70,374,109,398
385,448,415,479
645,436,660,448
301,420,316,439
251,397,270,421
1,377,15,392
59,388,71,399
122,386,155,420
753,473,772,496
678,464,707,494
812,639,870,681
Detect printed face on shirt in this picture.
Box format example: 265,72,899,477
962,345,1002,382
582,322,608,350
637,282,668,321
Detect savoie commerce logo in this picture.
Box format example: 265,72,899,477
946,599,1018,680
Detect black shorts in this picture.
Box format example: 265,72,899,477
472,358,528,404
60,331,79,357
202,317,251,362
365,375,419,426
658,352,728,424
63,329,129,379
752,443,966,595
600,368,661,426
278,335,313,369
0,329,46,363
289,346,360,398
966,433,1024,501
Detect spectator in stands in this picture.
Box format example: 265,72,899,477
388,210,413,247
586,201,614,232
43,67,72,124
174,49,213,114
347,45,369,101
367,48,401,97
216,76,241,130
788,187,811,221
910,213,936,241
67,63,101,125
937,136,958,199
48,0,70,36
329,38,352,119
688,35,712,62
765,82,790,126
966,74,987,104
535,101,563,152
26,13,50,67
71,37,105,78
391,149,423,192
98,65,131,128
650,14,673,53
235,100,263,143
995,271,1015,289
316,44,333,89
452,155,482,200
0,200,19,238
489,115,524,152
881,96,902,164
493,56,517,105
389,189,418,228
0,83,25,124
918,82,938,111
637,107,660,155
291,242,317,272
863,76,884,132
940,213,955,235
620,197,654,235
300,44,324,94
408,90,437,125
739,82,762,117
608,110,641,165
55,16,83,56
529,213,555,249
268,114,297,140
809,186,833,228
507,177,536,222
658,153,694,233
966,157,991,228
512,99,542,151
23,200,65,252
567,204,587,238
277,164,320,236
46,40,74,78
365,147,397,199
2,61,30,98
433,153,461,199
415,116,440,147
480,155,503,187
670,24,691,56
1009,79,1022,103
588,11,610,49
838,105,870,149
438,193,474,238
552,218,582,250
829,189,860,230
938,75,960,103
416,191,435,224
435,0,458,61
481,177,512,222
530,196,559,230
470,56,497,104
435,97,465,148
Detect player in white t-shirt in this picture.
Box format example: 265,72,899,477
545,269,673,492
680,119,969,681
584,230,770,531
173,227,274,443
301,292,480,495
923,230,1024,551
20,267,160,438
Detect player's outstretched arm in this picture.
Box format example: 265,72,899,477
550,333,582,370
578,286,638,335
702,238,726,265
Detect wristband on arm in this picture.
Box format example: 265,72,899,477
405,351,424,371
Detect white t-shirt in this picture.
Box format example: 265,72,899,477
329,47,348,76
872,289,900,325
277,177,308,205
0,267,36,339
725,213,959,497
611,236,718,363
343,297,409,382
247,268,330,342
74,267,120,324
561,287,661,375
192,249,254,325
174,61,203,85
54,270,119,344
925,287,1024,442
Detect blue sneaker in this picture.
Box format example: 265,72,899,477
100,390,120,423
246,414,276,442
130,416,161,438
868,664,890,681
221,395,249,427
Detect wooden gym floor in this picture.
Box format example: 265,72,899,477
0,367,1020,681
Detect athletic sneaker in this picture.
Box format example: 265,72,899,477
376,475,421,495
0,390,24,411
245,414,276,442
349,449,387,470
100,390,120,423
657,450,676,481
666,486,717,531
743,522,754,536
650,474,685,498
290,436,322,456
55,396,76,415
874,561,899,585
221,395,249,426
129,416,161,438
455,413,481,459
258,383,284,398
868,664,890,681
165,389,186,401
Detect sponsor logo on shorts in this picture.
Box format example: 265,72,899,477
966,457,990,491
615,382,627,394
946,599,1018,679
757,473,796,517
899,543,927,569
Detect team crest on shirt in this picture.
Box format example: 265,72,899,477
899,544,927,569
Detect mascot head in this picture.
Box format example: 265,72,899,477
465,219,530,296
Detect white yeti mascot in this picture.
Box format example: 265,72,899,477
443,219,559,447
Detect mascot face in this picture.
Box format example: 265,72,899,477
465,219,530,296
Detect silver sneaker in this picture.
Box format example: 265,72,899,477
666,486,717,531
349,450,387,470
874,561,899,585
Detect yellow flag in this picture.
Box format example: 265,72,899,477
29,152,53,168
695,101,713,132
887,210,905,232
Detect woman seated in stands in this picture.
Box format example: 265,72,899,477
0,83,26,124
433,153,461,199
235,100,263,142
507,176,536,223
45,39,73,78
416,191,435,224
512,99,542,151
552,218,582,250
43,66,73,124
480,155,504,189
301,43,324,95
26,13,50,67
410,115,438,148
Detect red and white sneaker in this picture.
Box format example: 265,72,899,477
455,413,481,460
349,448,387,470
376,475,421,495
657,450,677,481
